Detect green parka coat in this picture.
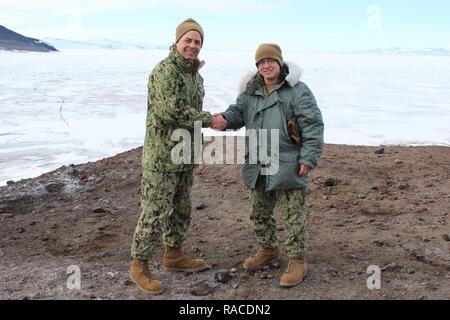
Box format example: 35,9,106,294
221,62,324,191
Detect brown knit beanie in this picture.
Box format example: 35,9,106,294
255,43,283,67
175,18,204,44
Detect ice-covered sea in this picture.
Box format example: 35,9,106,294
1,49,449,185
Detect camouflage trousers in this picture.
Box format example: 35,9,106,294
251,175,309,259
131,170,194,260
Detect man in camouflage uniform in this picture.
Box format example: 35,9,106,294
212,44,324,287
129,18,213,294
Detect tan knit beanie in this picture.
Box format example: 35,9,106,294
255,43,283,67
175,18,204,44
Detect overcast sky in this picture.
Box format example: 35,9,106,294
1,0,449,52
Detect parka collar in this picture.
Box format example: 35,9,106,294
168,46,202,74
253,74,287,97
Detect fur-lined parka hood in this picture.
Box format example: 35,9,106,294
239,61,302,95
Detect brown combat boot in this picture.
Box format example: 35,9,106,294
279,259,308,287
129,258,163,294
243,247,280,271
163,246,209,273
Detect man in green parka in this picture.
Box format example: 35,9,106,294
129,18,213,294
212,43,324,287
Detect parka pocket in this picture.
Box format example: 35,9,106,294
267,153,307,191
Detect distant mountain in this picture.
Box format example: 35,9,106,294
42,38,169,50
0,26,57,52
350,47,450,56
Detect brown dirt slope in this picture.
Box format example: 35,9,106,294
0,143,449,300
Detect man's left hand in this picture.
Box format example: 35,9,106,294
298,164,311,176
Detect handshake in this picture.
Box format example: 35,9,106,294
210,113,228,131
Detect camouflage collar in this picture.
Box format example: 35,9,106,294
169,47,201,74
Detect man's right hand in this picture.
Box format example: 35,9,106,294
211,113,227,131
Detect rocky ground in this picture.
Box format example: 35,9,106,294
0,139,449,300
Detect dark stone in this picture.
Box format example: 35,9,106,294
375,147,385,154
189,280,218,296
398,184,409,190
381,263,401,272
6,180,15,186
271,262,280,269
123,279,133,286
442,234,450,241
414,253,425,261
215,270,232,284
324,177,337,187
45,182,63,193
84,187,96,193
67,165,79,177
195,202,206,210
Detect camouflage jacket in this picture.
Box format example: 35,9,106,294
143,47,212,173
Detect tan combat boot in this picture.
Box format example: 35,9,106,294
163,246,209,273
279,259,308,287
243,247,280,271
129,258,163,294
